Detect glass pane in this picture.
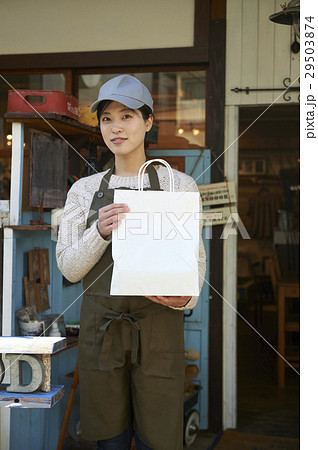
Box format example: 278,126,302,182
0,73,65,199
77,71,206,149
0,73,65,123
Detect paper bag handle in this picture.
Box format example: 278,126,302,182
138,159,175,192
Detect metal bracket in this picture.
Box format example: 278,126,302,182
231,77,300,102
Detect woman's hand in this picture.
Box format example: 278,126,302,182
145,296,192,308
97,203,130,239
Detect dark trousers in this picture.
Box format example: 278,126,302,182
96,426,152,450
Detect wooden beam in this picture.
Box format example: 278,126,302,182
194,0,211,47
0,47,209,71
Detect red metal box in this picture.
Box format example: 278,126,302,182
7,90,79,120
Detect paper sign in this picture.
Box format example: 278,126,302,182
203,206,237,226
198,181,237,206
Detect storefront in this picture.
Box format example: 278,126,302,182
0,1,226,448
0,0,300,448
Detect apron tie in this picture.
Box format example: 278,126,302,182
99,311,144,367
84,296,165,368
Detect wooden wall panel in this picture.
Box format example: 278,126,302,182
256,0,276,104
226,0,300,106
225,0,243,106
241,0,259,105
290,28,301,97
273,0,292,99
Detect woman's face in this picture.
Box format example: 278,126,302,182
100,101,153,157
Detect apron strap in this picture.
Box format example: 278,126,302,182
101,161,115,189
146,164,161,190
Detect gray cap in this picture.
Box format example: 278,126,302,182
89,75,153,113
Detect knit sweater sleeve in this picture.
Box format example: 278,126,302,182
169,170,207,311
56,175,110,283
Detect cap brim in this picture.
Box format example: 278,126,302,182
89,94,145,113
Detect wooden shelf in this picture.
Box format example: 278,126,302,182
0,337,66,354
5,225,52,231
5,112,101,138
52,336,78,356
0,385,64,408
5,112,105,148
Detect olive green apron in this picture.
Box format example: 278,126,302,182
78,164,185,449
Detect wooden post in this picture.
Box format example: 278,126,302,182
1,226,14,450
208,16,226,433
223,105,239,429
2,120,24,369
1,120,24,450
10,122,24,226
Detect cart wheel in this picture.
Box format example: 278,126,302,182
184,409,199,446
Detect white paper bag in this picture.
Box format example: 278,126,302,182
110,159,200,296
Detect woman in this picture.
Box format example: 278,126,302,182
56,75,206,450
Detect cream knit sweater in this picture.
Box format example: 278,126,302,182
56,165,206,310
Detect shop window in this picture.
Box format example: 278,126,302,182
239,158,267,176
77,71,206,150
0,73,65,199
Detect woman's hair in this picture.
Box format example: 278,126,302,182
138,105,153,122
96,100,153,125
96,100,111,124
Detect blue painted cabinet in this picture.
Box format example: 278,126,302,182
8,212,82,450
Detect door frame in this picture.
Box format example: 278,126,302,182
223,105,239,429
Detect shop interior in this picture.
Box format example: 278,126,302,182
236,104,300,438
